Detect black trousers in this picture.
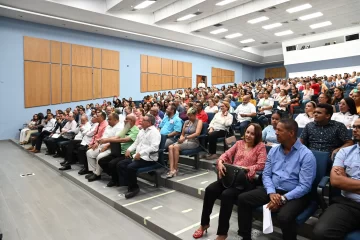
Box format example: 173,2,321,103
77,145,89,170
312,196,360,240
207,130,226,154
237,121,250,137
44,136,69,153
201,180,246,235
35,131,51,150
64,139,81,163
116,158,156,191
98,154,125,183
30,132,40,147
237,187,311,240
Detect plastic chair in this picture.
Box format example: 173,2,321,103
207,112,215,124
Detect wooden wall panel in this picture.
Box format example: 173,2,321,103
172,60,178,76
141,55,148,73
51,64,61,104
102,49,119,70
102,69,119,97
148,56,161,74
141,73,148,93
185,78,192,88
161,75,173,90
61,42,71,65
162,58,172,75
24,61,50,108
72,44,92,67
93,48,101,69
178,61,184,77
72,66,93,102
93,68,101,99
24,36,50,63
173,77,178,89
51,41,61,63
61,65,71,103
184,62,192,78
147,74,161,91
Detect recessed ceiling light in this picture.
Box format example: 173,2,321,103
262,22,282,29
177,14,196,21
240,38,255,43
134,0,156,10
248,16,269,24
310,21,332,29
216,0,237,6
210,28,228,34
286,3,312,13
299,12,323,20
275,30,293,36
225,33,242,39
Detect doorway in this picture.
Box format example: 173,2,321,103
196,75,207,88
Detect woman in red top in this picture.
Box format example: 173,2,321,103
193,123,266,240
310,79,320,96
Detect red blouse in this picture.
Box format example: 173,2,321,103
217,140,267,179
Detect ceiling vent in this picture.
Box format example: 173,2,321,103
194,30,201,33
268,6,277,10
261,42,268,44
291,19,299,22
194,11,202,15
281,21,289,24
213,23,223,27
258,9,266,13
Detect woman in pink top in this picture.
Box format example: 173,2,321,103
193,123,267,240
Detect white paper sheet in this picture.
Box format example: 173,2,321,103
51,133,60,138
263,204,273,234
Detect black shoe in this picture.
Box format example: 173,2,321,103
53,154,61,158
88,174,101,182
78,168,90,175
59,165,71,171
85,173,94,179
125,188,140,199
60,160,67,166
106,181,118,187
45,152,54,155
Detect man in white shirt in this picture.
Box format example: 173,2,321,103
86,113,123,182
198,79,206,89
234,95,256,136
59,115,95,171
30,113,56,153
117,114,161,199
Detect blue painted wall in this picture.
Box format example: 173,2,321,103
0,17,261,139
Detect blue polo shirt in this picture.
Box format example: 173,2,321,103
159,114,183,135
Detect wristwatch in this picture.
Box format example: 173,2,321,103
281,195,287,205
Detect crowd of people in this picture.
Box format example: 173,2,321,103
19,72,360,240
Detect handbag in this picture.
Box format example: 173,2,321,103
218,163,249,190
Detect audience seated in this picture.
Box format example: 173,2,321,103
289,87,301,114
149,107,162,128
238,119,316,240
234,95,256,136
204,101,233,160
42,112,68,155
193,123,266,240
276,89,291,111
204,98,219,113
331,97,358,128
295,101,316,128
262,111,281,146
30,113,56,153
195,101,209,123
302,82,314,104
166,107,203,178
331,87,344,105
351,90,360,114
85,113,123,182
117,114,161,199
312,118,360,240
300,103,353,159
158,104,183,148
19,114,40,145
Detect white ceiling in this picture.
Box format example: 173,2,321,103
1,0,360,66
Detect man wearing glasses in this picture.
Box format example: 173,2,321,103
312,118,360,240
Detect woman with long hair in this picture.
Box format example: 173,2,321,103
295,101,316,128
331,97,358,128
262,111,281,145
331,87,344,105
19,114,39,144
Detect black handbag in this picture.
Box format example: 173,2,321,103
218,163,249,190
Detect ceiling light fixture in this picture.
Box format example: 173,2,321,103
210,28,228,34
177,14,196,21
286,3,312,13
240,38,255,43
275,30,293,36
262,22,282,29
248,16,269,24
310,21,332,29
299,12,323,20
216,0,237,6
134,0,156,10
225,33,242,39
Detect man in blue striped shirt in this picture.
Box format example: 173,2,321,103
237,119,316,240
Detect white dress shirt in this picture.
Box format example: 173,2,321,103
198,82,206,88
74,122,91,140
209,112,233,131
331,112,359,128
81,122,98,146
257,98,274,115
204,106,219,113
127,125,161,161
234,103,256,122
295,113,314,128
276,95,290,111
42,118,56,132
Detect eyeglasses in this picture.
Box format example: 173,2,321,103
352,125,360,130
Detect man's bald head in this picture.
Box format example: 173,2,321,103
242,94,250,104
126,114,136,126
